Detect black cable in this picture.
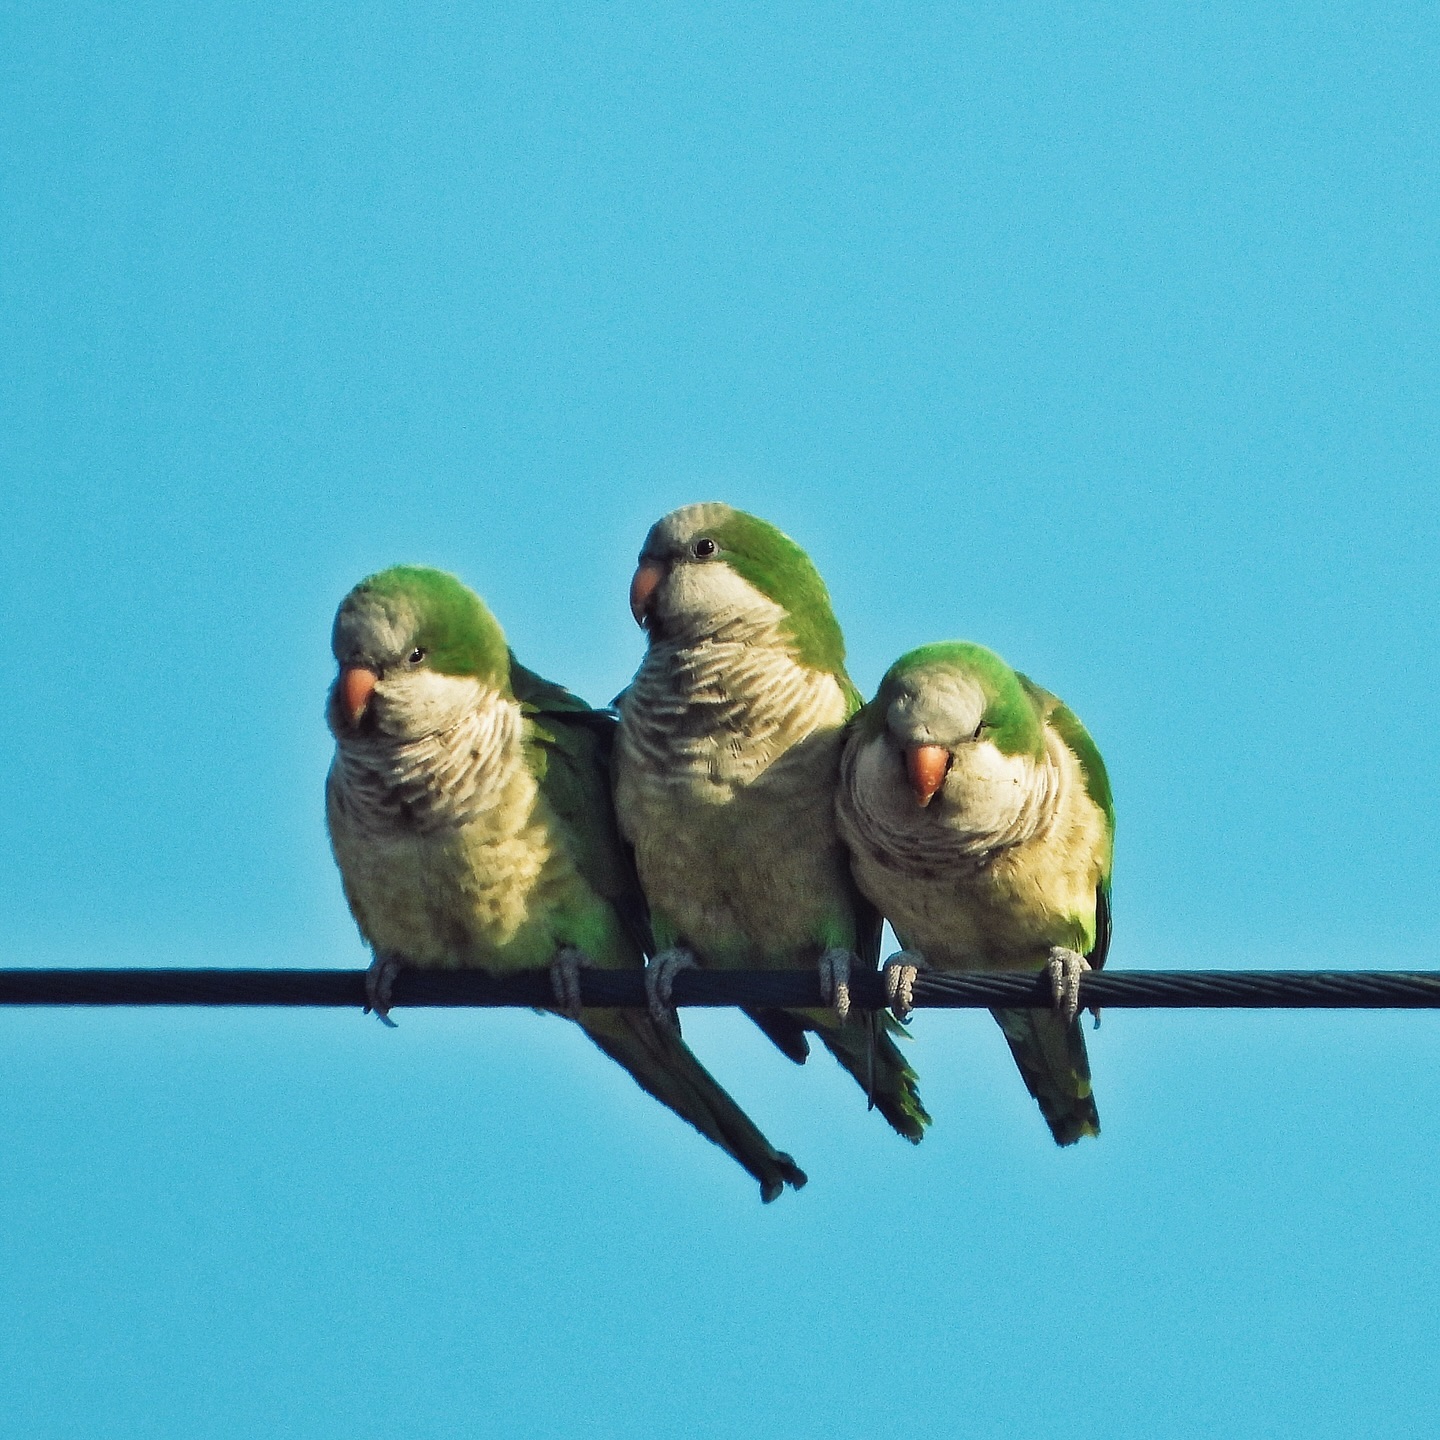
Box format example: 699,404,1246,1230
1,968,1439,1008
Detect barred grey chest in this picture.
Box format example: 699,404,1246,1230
329,699,522,839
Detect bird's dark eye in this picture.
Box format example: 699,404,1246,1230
973,720,988,740
693,537,717,558
408,648,426,665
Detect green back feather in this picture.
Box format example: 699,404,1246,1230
510,654,595,717
710,510,854,690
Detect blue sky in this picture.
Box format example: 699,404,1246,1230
3,4,1438,1436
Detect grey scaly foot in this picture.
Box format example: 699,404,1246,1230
645,946,698,1029
1047,946,1091,1025
549,945,590,1021
817,947,855,1022
882,949,928,1022
365,953,402,1028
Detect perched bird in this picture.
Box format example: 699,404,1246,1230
613,504,929,1143
325,564,807,1201
836,641,1113,1145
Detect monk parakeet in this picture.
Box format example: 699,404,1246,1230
613,504,930,1143
836,642,1114,1145
325,565,807,1201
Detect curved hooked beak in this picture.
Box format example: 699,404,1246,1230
339,666,379,727
905,744,952,807
629,561,665,627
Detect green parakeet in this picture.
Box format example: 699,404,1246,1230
835,641,1114,1145
613,504,929,1143
325,565,807,1201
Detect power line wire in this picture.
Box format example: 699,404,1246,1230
2,968,1438,1008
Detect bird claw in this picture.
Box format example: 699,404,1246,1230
550,945,590,1020
1047,946,1091,1025
364,954,402,1027
645,947,697,1029
817,948,855,1022
882,949,928,1021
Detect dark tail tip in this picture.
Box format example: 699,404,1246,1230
1047,1110,1101,1146
760,1153,808,1201
779,1153,808,1190
744,1007,811,1065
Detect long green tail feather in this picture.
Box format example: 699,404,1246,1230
799,1009,930,1144
582,1009,808,1201
991,1007,1099,1146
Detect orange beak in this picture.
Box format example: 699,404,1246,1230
629,562,664,626
339,666,378,727
905,744,952,807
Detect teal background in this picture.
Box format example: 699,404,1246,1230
3,5,1437,1436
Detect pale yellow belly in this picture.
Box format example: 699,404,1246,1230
851,840,1098,972
620,764,855,966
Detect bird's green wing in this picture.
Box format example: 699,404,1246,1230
1046,695,1114,967
1089,879,1113,970
1017,674,1114,841
511,656,653,956
1018,673,1114,968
